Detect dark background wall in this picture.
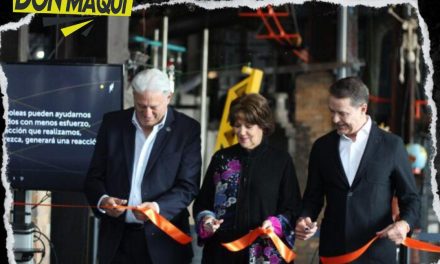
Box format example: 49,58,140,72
1,1,440,263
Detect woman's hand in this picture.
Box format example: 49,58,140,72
260,219,275,238
202,216,224,234
261,220,274,231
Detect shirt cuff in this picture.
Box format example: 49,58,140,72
97,194,109,214
152,202,160,214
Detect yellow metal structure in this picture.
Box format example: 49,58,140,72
214,66,263,151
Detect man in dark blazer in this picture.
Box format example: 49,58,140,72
295,77,420,263
84,68,201,264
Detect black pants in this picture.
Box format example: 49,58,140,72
111,224,153,264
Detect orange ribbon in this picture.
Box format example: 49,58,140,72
221,228,296,263
320,236,378,264
136,207,192,244
403,237,440,253
13,202,192,245
320,235,440,264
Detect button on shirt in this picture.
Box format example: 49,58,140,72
339,116,372,186
125,111,167,223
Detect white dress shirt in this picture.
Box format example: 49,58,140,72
125,111,167,223
339,116,372,186
97,110,167,223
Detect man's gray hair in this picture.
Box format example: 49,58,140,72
131,68,172,94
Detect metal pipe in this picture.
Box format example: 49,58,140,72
162,16,168,71
132,36,186,52
337,6,348,79
405,5,415,144
407,64,416,144
153,29,159,68
92,218,99,264
201,29,209,173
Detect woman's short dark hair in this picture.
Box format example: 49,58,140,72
228,93,275,135
329,77,369,106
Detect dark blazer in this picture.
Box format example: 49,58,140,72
84,107,201,264
301,122,420,263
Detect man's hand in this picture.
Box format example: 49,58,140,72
295,217,318,240
376,220,410,245
133,202,159,222
99,196,127,217
202,216,223,234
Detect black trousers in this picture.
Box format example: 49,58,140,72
111,224,153,264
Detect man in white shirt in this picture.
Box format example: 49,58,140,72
295,77,420,263
84,69,201,264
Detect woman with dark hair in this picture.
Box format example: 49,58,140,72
193,93,301,264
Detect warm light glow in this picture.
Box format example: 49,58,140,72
208,71,218,79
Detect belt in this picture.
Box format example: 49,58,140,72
124,223,145,230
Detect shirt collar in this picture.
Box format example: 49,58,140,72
340,115,372,141
131,109,168,132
